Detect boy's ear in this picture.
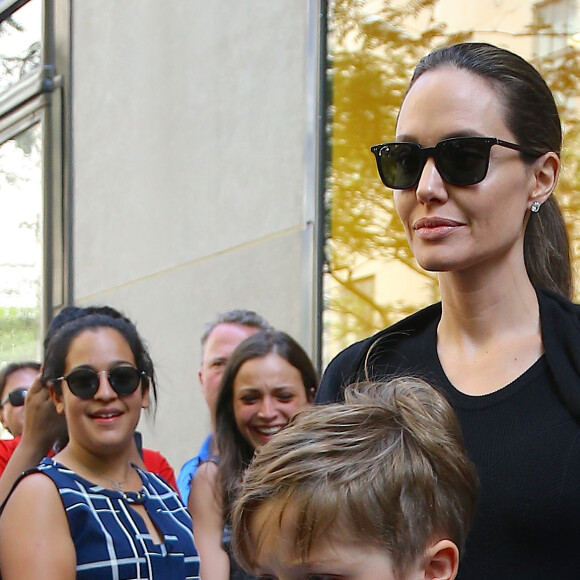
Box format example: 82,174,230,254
423,539,459,580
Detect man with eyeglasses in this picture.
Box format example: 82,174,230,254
0,362,40,439
177,309,271,503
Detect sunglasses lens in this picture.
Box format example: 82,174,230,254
8,388,28,407
438,139,490,186
65,369,100,399
378,143,422,189
108,367,142,396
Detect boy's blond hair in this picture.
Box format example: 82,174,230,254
232,378,478,577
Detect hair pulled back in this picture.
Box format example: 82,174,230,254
408,42,571,297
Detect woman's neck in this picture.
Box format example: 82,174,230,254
55,441,135,488
437,262,539,340
435,267,543,395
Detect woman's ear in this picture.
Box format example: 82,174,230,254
141,381,150,410
307,386,316,403
48,384,65,415
422,539,459,580
528,151,559,210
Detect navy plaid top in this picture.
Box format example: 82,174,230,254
33,457,200,579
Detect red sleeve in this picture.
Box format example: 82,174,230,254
0,437,21,477
142,447,177,491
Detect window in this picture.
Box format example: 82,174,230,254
534,0,577,57
0,0,68,365
0,123,43,360
321,0,580,366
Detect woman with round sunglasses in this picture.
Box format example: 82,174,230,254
189,329,317,580
0,312,200,579
0,306,176,509
317,42,580,579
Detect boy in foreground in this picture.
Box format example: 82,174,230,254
232,378,478,580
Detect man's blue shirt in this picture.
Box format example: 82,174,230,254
177,434,213,503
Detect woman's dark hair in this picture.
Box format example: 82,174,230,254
44,305,128,350
407,42,572,298
214,329,318,520
41,311,157,408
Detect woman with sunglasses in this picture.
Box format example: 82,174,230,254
317,42,580,579
0,312,200,579
189,329,317,580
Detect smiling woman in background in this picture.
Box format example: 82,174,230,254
189,329,317,580
0,311,200,580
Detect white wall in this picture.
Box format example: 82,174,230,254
69,0,320,473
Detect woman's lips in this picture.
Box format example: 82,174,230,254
89,408,123,425
413,217,462,240
253,424,284,437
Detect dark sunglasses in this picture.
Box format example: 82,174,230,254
370,136,536,189
0,387,29,408
54,366,146,400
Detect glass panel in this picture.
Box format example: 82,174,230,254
0,0,42,94
0,122,43,365
322,0,580,367
534,0,577,56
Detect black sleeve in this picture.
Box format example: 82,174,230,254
315,340,369,404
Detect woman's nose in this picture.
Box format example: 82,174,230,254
257,397,276,418
95,371,116,398
415,157,448,205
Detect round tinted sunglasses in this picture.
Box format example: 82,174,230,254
370,136,537,190
54,366,147,400
0,387,29,408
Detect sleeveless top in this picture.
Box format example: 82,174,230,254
196,456,256,580
25,458,200,579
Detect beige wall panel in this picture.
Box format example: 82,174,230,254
69,0,318,474
74,230,306,473
72,0,310,294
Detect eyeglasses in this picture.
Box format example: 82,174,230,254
0,387,29,408
370,136,536,190
54,366,146,400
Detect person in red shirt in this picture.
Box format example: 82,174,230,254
0,362,40,438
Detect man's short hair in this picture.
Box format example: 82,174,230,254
200,309,271,347
232,378,478,577
0,361,41,400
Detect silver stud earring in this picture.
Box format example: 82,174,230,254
530,201,541,213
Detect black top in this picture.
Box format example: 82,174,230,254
316,287,580,580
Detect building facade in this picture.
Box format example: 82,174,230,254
2,0,579,471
